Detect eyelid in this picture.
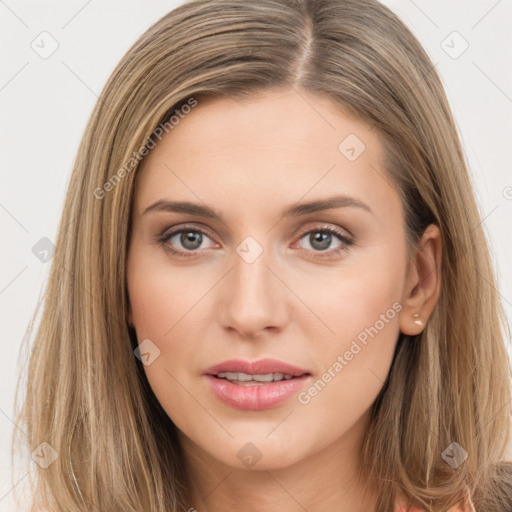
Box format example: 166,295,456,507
294,223,354,244
158,223,216,241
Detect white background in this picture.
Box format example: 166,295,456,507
1,1,511,510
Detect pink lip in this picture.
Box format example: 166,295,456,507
203,358,312,410
203,358,310,377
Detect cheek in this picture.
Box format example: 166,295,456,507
126,247,220,394
127,253,207,430
331,264,403,353
295,247,406,415
127,246,211,340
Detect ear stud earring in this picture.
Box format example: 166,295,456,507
412,313,424,327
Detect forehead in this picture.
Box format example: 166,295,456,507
148,89,380,158
133,88,398,222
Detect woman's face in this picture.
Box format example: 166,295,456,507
127,88,427,473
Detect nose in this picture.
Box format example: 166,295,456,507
218,245,289,339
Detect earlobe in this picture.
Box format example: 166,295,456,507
399,224,442,336
400,285,428,335
412,313,424,327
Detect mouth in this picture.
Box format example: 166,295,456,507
203,358,312,410
203,357,311,379
212,371,306,385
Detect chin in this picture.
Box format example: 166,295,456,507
216,437,308,472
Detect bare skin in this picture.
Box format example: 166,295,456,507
126,88,442,512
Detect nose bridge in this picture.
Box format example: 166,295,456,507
219,234,287,336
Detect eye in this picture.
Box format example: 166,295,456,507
157,225,217,257
156,224,354,259
294,226,353,257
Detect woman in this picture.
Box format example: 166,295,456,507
13,0,512,511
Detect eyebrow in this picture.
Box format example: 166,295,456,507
142,195,373,219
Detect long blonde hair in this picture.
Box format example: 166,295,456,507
12,1,512,511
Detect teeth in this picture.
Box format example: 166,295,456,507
217,372,295,382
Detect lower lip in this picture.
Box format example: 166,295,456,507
204,374,311,410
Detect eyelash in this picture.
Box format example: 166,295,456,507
156,224,354,259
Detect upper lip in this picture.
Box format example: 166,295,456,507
204,358,311,377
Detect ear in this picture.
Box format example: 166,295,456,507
399,223,442,335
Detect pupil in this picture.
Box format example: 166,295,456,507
181,231,202,250
310,232,330,251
